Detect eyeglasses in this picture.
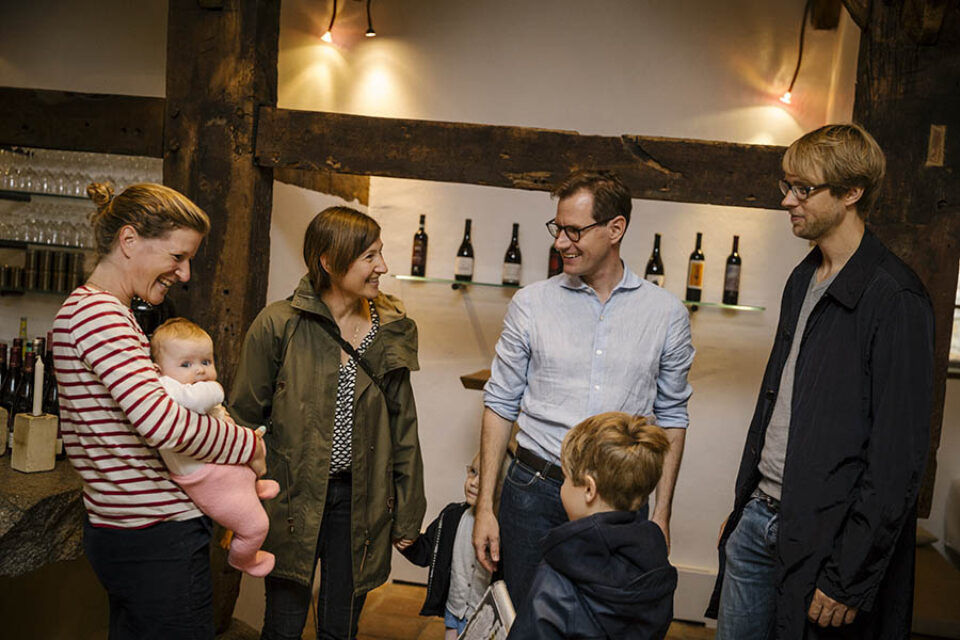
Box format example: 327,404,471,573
545,219,606,242
778,179,833,201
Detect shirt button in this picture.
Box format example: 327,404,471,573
599,315,604,320
596,350,602,355
594,385,600,390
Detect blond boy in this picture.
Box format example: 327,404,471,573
508,412,677,639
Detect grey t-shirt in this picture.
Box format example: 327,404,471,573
758,271,837,500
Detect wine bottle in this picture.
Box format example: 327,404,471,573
548,246,563,277
0,343,8,397
12,350,35,420
686,232,705,302
18,316,27,357
723,235,742,305
131,297,161,338
454,219,474,282
3,339,22,433
502,223,522,286
645,233,665,286
43,333,63,458
411,214,428,277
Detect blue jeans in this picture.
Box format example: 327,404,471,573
497,457,568,607
261,477,366,640
444,608,468,634
83,515,214,640
716,497,780,640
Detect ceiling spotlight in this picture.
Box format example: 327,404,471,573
365,0,376,37
322,0,337,43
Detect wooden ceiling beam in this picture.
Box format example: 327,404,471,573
0,87,164,157
255,107,787,211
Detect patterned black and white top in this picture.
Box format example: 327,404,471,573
330,300,380,474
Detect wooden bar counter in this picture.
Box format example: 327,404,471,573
0,458,84,578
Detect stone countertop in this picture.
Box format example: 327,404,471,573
0,457,84,577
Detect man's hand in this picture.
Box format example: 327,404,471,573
807,588,857,628
473,507,500,573
652,513,670,553
248,433,267,478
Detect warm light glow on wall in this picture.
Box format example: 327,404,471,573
349,44,415,116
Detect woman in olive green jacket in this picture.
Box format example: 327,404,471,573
229,207,426,640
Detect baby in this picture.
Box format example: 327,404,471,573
401,453,494,639
151,317,279,577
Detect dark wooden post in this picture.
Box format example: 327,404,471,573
164,0,279,394
163,0,280,632
848,0,960,516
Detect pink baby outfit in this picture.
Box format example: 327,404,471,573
159,376,279,577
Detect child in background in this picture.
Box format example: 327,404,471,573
150,318,279,577
508,412,678,640
400,453,494,639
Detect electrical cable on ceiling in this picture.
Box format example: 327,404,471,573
781,0,812,105
365,0,376,37
321,0,337,42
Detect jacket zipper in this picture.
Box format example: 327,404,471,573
359,532,371,575
285,463,294,533
424,511,445,603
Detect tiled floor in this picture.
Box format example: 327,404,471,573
303,582,716,640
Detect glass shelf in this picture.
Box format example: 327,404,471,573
0,287,70,298
0,239,87,252
391,274,521,290
0,189,90,203
683,300,765,312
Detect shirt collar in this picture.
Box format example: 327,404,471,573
558,261,643,295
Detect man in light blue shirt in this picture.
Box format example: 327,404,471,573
472,170,695,607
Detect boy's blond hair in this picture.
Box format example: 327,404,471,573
561,412,670,511
150,317,212,361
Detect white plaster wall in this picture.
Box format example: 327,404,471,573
3,0,958,630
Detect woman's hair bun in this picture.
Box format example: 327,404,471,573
86,182,115,208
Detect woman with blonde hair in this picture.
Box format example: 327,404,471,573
230,206,426,640
52,183,266,640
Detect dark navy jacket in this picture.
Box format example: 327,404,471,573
401,501,470,617
508,510,677,639
706,229,934,639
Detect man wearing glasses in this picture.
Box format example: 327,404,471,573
707,124,934,639
473,170,695,606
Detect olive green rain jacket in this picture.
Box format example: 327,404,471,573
228,275,426,594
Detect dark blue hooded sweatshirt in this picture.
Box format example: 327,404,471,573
508,510,677,639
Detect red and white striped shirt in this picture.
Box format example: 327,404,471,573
52,286,257,528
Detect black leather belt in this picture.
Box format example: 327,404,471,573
515,446,564,483
751,487,781,513
329,470,352,482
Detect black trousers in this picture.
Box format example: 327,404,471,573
84,515,214,640
261,476,367,640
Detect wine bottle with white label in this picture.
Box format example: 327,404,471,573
685,232,705,302
454,219,474,282
645,233,665,286
723,235,742,305
502,223,522,286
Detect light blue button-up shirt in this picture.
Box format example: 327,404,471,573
483,265,695,463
